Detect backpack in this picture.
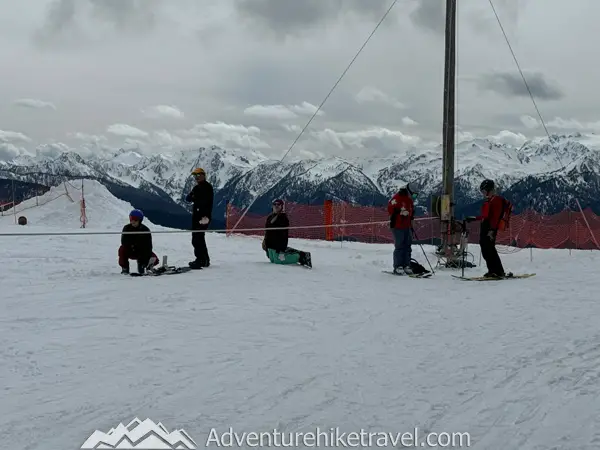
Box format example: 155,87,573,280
409,258,429,275
497,197,513,231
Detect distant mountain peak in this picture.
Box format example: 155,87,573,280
3,132,600,228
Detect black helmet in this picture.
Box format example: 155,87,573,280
405,183,418,199
480,179,494,192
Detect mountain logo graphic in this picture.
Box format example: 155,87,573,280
80,417,197,449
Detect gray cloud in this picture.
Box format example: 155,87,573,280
478,71,564,101
232,0,394,36
408,0,525,39
32,0,163,48
87,0,160,32
32,0,77,47
0,0,597,160
13,99,57,110
409,0,445,35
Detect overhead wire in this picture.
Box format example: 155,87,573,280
230,0,400,233
487,0,564,169
0,218,433,238
488,0,599,249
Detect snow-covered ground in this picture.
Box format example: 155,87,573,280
2,184,600,449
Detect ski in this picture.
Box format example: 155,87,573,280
382,270,432,279
451,272,536,281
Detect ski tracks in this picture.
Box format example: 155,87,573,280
3,235,600,448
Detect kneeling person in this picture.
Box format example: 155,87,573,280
262,199,312,268
119,209,159,274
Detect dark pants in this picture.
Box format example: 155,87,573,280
392,228,412,268
192,223,210,263
479,222,504,275
118,246,158,270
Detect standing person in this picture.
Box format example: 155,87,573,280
471,179,509,278
387,184,416,274
118,209,159,275
262,199,312,268
186,168,214,269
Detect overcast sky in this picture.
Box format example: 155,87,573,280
0,0,598,161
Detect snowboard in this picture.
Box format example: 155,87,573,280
451,272,535,281
303,252,312,269
382,270,432,279
130,266,193,277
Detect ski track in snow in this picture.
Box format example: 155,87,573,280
2,212,600,447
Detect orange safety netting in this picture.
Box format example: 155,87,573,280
226,201,600,249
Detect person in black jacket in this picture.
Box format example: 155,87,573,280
186,168,214,269
118,209,159,274
262,199,312,267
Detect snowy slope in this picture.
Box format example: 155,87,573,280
0,180,159,230
2,188,600,449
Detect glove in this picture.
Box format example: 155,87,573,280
278,253,285,261
146,256,158,269
487,230,496,241
199,217,209,225
400,207,409,217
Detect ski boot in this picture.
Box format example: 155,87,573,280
483,272,504,279
188,259,203,270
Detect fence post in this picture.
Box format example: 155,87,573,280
530,246,533,262
324,199,333,241
225,201,230,237
340,202,346,248
371,205,375,244
569,209,572,255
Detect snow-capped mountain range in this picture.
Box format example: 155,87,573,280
2,132,600,229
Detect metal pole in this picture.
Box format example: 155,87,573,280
81,179,86,228
12,179,16,224
440,0,457,265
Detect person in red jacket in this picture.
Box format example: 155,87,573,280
473,179,506,277
387,184,416,274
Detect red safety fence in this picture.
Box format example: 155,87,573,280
225,201,600,250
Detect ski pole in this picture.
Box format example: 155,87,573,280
461,221,466,278
411,228,435,275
